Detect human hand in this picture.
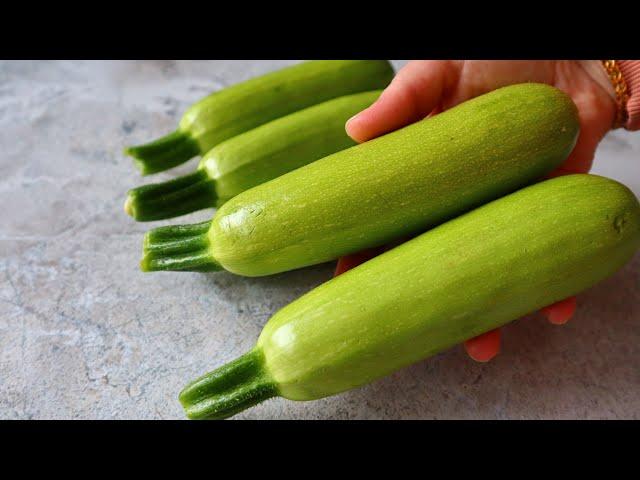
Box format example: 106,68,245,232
335,60,618,362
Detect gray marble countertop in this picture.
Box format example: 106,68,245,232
1,60,638,419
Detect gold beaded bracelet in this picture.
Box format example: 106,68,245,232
601,60,630,129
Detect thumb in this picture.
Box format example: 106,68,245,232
346,60,458,143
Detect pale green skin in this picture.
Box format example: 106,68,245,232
180,60,394,152
208,83,581,277
199,90,382,206
255,174,640,401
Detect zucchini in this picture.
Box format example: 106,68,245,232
124,90,383,221
124,60,394,175
179,174,640,419
141,83,580,276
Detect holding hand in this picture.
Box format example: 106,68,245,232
336,60,623,362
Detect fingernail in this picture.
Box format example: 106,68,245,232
464,330,501,363
541,297,577,325
546,311,571,325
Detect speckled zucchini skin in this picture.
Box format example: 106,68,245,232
125,90,382,221
179,174,640,419
126,60,394,174
209,83,581,276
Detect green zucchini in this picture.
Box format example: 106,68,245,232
125,60,394,175
179,174,640,419
124,90,383,221
141,83,580,277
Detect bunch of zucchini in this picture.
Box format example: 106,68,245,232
124,61,640,420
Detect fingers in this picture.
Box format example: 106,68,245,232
550,88,616,176
540,296,577,325
464,329,501,363
551,118,603,176
346,60,459,143
464,297,577,363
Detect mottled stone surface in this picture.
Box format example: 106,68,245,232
1,60,639,420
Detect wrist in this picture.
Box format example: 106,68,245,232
578,60,617,102
578,60,633,130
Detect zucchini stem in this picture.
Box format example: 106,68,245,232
124,129,200,175
179,349,277,420
125,170,217,221
141,220,222,272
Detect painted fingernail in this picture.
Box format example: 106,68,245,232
464,329,501,363
541,296,577,325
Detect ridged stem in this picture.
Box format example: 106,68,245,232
141,220,221,272
124,129,200,175
179,349,277,420
124,170,217,221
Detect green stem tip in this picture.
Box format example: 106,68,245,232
125,170,217,222
141,220,222,272
125,129,200,175
179,349,277,420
